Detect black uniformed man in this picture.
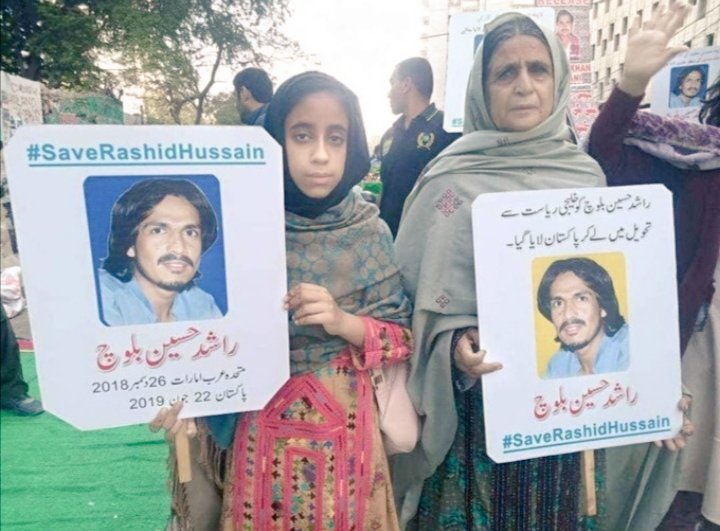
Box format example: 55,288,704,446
377,57,460,237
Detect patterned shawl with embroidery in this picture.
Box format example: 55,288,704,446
285,189,412,374
205,72,411,448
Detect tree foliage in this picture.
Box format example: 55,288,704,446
0,0,113,89
1,0,296,122
119,0,296,124
205,92,240,125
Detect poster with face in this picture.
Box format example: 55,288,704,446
472,185,681,462
536,0,593,65
650,46,720,121
84,174,228,327
5,126,289,430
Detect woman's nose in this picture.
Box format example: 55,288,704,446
514,69,533,94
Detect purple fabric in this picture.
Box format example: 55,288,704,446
589,86,720,355
626,108,720,158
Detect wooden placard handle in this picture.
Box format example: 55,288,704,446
581,449,597,516
175,426,192,484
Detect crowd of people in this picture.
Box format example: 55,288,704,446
2,0,708,529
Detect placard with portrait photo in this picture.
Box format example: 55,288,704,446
5,125,289,430
471,185,681,462
650,46,720,122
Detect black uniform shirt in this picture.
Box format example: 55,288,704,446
377,103,460,237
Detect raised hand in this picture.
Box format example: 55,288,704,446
620,1,690,96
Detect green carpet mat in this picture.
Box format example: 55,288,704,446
1,354,170,530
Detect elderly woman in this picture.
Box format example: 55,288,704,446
390,12,608,529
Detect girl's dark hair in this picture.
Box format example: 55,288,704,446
482,16,552,98
102,178,218,282
263,71,370,219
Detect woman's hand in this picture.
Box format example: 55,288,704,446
653,394,694,451
284,283,364,347
620,1,690,96
453,328,503,378
149,400,197,442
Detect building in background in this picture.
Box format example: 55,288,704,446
592,0,718,102
420,0,718,109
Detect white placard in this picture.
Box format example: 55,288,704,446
5,125,289,430
444,9,555,132
472,185,682,463
650,46,720,122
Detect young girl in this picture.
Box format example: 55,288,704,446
152,71,413,530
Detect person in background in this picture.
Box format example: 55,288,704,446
152,71,413,530
377,57,459,237
587,2,719,528
0,305,43,416
233,67,273,126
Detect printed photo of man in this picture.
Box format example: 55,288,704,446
537,257,629,379
669,65,706,108
99,178,222,326
555,9,580,62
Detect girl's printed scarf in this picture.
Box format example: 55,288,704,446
286,190,411,374
205,191,410,448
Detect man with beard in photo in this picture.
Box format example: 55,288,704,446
669,66,705,108
537,257,629,378
99,178,222,326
